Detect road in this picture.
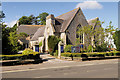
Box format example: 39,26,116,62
1,54,119,78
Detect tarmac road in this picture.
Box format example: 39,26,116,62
1,57,119,78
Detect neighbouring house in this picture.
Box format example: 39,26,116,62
17,7,102,52
104,32,116,49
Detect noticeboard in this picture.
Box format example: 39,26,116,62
61,45,64,53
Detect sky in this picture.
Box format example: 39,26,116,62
1,1,119,29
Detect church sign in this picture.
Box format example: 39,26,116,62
71,45,83,53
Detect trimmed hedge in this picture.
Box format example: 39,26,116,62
1,48,40,60
61,51,120,58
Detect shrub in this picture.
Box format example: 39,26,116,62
54,50,58,56
22,48,39,55
95,43,110,52
113,30,120,51
39,41,42,47
87,45,92,52
48,36,60,54
64,45,72,52
22,48,33,55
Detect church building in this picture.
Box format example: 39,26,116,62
17,7,100,52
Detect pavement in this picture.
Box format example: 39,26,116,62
1,53,119,78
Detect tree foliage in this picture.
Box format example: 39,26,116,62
113,30,120,51
19,13,49,25
76,21,104,49
37,12,49,25
2,23,23,54
48,36,60,55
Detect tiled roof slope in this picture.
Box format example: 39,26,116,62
88,17,101,28
31,26,45,41
17,25,45,36
56,7,80,32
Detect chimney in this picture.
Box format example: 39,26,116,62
17,20,19,27
46,14,55,25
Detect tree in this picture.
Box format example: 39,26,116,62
37,12,49,25
48,36,60,55
18,32,28,39
2,23,11,54
2,23,22,54
76,20,104,52
113,30,120,51
8,32,22,54
19,16,32,25
104,21,116,49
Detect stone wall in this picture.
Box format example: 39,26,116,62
66,9,88,45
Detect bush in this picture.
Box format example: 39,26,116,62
54,50,58,56
61,53,82,57
61,51,120,58
48,36,60,54
64,45,72,52
22,48,39,56
95,43,110,52
113,30,120,51
22,48,33,55
87,45,92,52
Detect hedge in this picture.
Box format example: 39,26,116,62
1,48,40,60
61,51,120,58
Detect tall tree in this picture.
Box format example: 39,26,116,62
37,12,49,25
19,16,32,25
104,21,116,49
76,20,104,52
113,30,120,51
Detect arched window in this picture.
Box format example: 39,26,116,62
76,24,83,43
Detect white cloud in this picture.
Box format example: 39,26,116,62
76,1,103,10
7,20,17,27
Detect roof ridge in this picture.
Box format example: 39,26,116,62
60,7,80,32
56,7,79,18
87,17,99,22
20,25,45,26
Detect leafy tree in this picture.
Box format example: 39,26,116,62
2,23,11,54
76,20,104,52
95,42,110,52
18,32,28,39
19,16,32,25
48,36,60,55
37,12,49,25
2,23,23,54
104,21,116,49
113,30,120,51
8,32,22,54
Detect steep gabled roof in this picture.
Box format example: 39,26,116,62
88,17,101,29
56,7,80,32
31,26,45,41
17,25,45,36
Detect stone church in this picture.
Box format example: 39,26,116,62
17,7,100,52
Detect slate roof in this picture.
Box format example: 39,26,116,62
87,17,101,28
55,7,80,32
17,25,45,36
31,26,45,41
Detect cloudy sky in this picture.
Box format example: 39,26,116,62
2,1,118,29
